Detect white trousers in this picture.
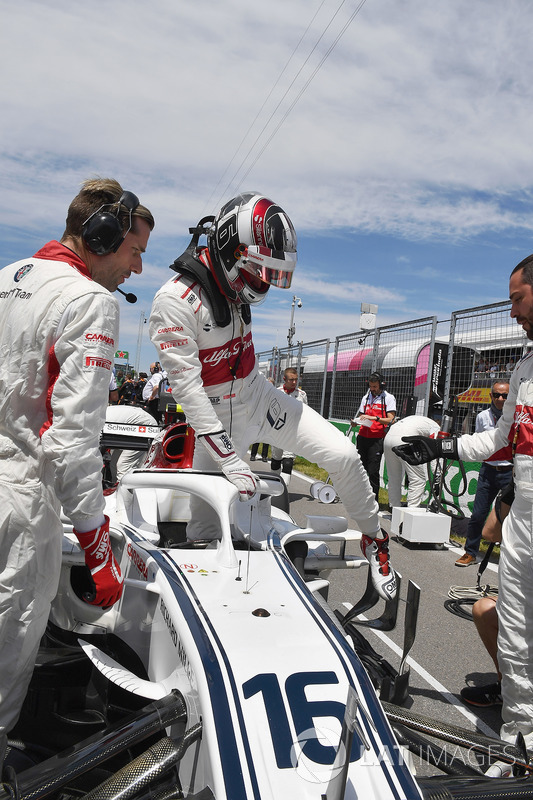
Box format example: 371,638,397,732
497,494,533,750
188,378,379,539
0,476,62,762
383,435,429,508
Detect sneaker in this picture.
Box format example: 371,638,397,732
455,553,476,567
250,455,256,462
360,532,397,601
460,681,502,707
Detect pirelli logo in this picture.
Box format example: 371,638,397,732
85,356,112,370
160,339,188,350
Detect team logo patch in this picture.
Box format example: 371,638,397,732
266,397,287,430
85,332,115,346
160,339,188,350
14,264,33,282
158,325,184,334
85,356,112,370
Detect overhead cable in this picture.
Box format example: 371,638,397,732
207,0,368,212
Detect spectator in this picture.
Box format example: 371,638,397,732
109,371,119,404
0,177,154,767
142,362,165,422
352,372,396,502
270,367,308,486
135,372,148,404
455,381,511,567
118,372,137,405
383,415,440,510
250,441,269,462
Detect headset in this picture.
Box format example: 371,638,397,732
82,191,139,256
368,372,386,390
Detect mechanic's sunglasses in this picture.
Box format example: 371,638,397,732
492,392,508,399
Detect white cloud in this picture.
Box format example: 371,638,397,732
292,270,402,305
2,0,533,242
1,0,532,363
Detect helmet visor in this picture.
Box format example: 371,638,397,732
240,246,297,289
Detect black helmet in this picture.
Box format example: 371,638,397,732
207,192,297,304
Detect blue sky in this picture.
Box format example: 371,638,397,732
1,0,533,367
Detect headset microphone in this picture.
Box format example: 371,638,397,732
117,287,137,304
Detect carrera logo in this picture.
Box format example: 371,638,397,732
160,339,188,350
85,356,112,369
158,325,184,334
14,264,33,282
86,333,115,346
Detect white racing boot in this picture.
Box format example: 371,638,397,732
360,531,397,601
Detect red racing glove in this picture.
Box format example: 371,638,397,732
73,516,124,609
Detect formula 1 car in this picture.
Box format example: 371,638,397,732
3,421,533,800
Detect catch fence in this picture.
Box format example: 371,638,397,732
257,299,529,427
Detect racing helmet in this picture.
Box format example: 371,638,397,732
207,192,297,304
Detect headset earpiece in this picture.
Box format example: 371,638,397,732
82,191,139,256
368,372,385,390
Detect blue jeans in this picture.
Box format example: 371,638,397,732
464,463,513,557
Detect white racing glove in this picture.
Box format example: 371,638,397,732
199,429,257,500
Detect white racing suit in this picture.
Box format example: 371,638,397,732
384,416,440,508
271,385,308,461
0,241,118,761
456,349,533,750
149,267,380,540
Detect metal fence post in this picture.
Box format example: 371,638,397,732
329,337,340,420
320,339,330,417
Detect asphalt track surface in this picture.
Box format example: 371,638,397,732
248,457,503,777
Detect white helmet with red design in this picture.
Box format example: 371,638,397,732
207,192,297,304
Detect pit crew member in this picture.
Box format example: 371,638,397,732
392,253,533,753
0,178,153,767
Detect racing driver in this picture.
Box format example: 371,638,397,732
149,192,396,602
392,253,533,754
0,178,154,768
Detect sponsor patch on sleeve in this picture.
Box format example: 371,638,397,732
84,355,112,371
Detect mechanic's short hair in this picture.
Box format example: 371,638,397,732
284,367,298,379
511,254,533,286
62,177,154,241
